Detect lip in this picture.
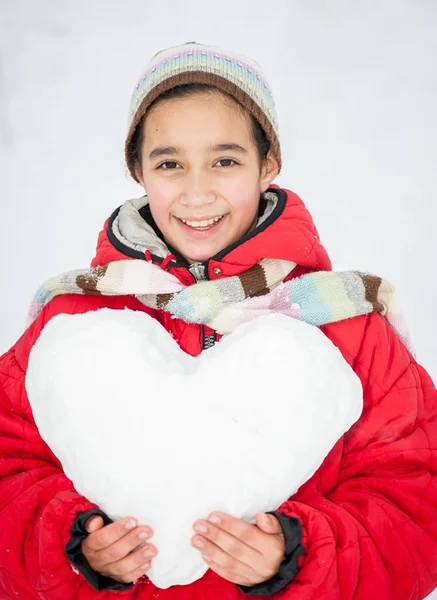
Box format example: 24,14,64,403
174,214,228,239
174,215,227,222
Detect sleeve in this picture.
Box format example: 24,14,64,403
0,326,137,598
66,510,134,592
267,313,437,600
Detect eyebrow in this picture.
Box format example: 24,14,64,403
148,143,249,160
149,146,181,159
212,143,249,155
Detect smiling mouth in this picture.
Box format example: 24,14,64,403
176,215,225,230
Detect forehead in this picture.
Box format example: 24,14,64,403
142,92,253,146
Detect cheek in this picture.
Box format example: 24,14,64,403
225,182,260,217
220,170,260,201
145,182,175,222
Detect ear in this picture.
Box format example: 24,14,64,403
259,150,280,192
134,161,146,187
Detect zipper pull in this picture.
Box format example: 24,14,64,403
188,263,206,281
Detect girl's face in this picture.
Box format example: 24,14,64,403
135,92,279,263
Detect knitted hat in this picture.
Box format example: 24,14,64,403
125,42,281,182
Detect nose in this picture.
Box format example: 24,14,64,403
179,169,216,209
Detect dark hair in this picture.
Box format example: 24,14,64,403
130,83,271,173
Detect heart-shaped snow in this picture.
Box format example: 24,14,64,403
26,309,362,589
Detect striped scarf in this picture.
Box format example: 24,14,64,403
29,258,413,352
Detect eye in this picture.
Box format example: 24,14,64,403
157,161,181,170
216,159,238,168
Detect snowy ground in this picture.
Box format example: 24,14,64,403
0,0,436,596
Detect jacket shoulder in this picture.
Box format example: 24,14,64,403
320,313,370,369
320,312,425,402
323,312,436,457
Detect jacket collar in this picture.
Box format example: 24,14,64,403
93,185,332,275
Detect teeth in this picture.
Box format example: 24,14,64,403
180,216,223,228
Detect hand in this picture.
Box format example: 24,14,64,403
82,515,157,584
191,512,285,587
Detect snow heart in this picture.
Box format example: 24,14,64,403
26,309,363,589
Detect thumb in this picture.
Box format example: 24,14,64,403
256,513,282,535
85,515,104,534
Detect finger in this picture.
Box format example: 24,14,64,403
86,518,146,552
204,513,266,553
192,528,259,571
203,554,254,586
85,517,137,551
85,515,104,533
255,513,283,535
101,543,156,580
192,533,258,580
107,558,152,585
121,561,153,585
86,518,150,552
97,529,156,567
194,518,262,564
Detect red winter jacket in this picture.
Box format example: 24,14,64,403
1,186,437,600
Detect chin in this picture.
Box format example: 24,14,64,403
179,242,229,264
185,252,216,263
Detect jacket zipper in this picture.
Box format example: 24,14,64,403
188,262,206,281
188,261,217,351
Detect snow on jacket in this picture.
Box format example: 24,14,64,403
0,186,436,600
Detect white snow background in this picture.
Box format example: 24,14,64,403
0,0,436,596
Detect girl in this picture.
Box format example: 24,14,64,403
0,42,436,600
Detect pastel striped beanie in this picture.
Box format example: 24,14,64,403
125,42,281,182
